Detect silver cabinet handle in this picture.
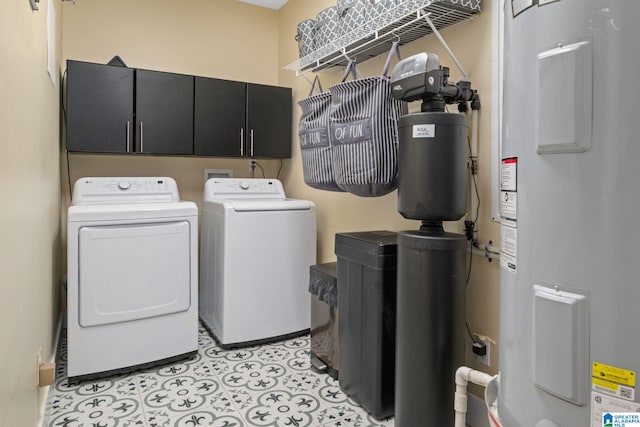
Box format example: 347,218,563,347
250,129,254,157
140,121,144,153
240,128,244,156
126,121,130,152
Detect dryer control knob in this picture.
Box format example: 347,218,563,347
239,181,250,190
118,181,131,191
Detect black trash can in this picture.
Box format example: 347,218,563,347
335,231,397,420
309,262,339,379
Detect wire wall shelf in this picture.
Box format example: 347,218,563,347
284,0,481,73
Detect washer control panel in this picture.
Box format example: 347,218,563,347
72,177,180,204
205,178,286,199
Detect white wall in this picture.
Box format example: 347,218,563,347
0,1,62,425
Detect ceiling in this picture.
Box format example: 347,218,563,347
234,0,290,9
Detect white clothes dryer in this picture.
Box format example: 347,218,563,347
67,177,198,379
200,178,316,348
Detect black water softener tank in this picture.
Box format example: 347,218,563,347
394,110,468,427
397,112,468,221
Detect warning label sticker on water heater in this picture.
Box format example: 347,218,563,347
500,157,518,273
593,362,636,401
500,220,517,273
500,157,518,221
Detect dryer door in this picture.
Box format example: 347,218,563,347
78,221,191,327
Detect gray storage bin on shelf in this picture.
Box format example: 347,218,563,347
368,0,398,17
284,0,481,73
397,0,481,15
309,262,339,379
315,6,340,49
337,0,370,38
335,231,397,419
295,19,316,59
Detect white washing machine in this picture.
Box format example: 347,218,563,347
200,178,316,348
67,177,198,379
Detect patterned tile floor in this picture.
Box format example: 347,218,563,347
44,324,395,427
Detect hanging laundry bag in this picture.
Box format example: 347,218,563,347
337,0,370,38
315,6,341,50
328,42,408,197
298,76,344,192
295,19,316,59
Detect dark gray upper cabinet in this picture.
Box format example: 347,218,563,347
194,78,292,158
194,77,246,156
135,69,194,155
66,60,291,158
66,60,134,153
246,83,292,159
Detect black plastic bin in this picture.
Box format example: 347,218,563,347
309,262,339,379
335,231,397,420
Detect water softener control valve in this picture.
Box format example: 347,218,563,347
390,52,442,102
391,52,474,112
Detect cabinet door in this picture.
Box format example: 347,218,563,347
247,84,292,158
66,61,134,153
194,77,246,157
135,70,194,155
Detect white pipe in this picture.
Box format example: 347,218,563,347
469,246,500,261
455,367,499,427
475,241,500,256
467,240,500,261
475,241,498,252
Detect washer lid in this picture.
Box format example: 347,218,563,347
68,201,198,222
72,177,180,205
203,178,286,202
227,198,314,211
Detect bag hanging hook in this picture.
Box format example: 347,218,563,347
341,51,361,79
382,40,402,77
340,59,359,82
307,75,324,96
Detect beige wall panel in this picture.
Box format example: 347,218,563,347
62,0,280,83
0,0,62,425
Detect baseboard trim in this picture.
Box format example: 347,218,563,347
37,311,64,427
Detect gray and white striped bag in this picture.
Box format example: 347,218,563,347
298,76,344,192
328,42,408,197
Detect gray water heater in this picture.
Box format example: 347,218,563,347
499,1,640,426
